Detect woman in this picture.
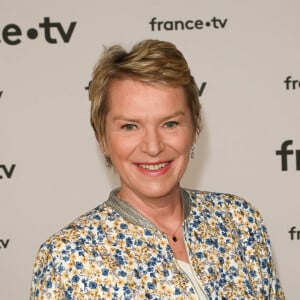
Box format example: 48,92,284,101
31,40,285,299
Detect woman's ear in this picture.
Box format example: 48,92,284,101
98,137,111,168
192,133,197,146
99,141,105,154
98,136,108,155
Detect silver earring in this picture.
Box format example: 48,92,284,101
190,144,195,159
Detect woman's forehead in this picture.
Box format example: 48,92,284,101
106,78,188,114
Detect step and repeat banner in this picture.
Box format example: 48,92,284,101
1,1,299,299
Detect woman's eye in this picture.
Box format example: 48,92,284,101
164,121,179,128
121,124,137,130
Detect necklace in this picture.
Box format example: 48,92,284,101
164,222,182,242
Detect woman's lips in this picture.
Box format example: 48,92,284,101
134,161,172,176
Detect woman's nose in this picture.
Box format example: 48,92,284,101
140,128,165,157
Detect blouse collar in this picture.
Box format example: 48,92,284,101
106,188,191,229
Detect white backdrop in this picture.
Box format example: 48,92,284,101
1,1,299,299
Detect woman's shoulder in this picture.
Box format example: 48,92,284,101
184,187,248,204
183,188,261,221
37,201,114,256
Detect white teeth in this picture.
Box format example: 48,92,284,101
139,162,168,171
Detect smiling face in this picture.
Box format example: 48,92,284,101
102,78,194,203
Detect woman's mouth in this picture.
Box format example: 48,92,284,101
135,161,172,175
138,162,169,171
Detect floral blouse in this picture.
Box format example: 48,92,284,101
30,188,285,299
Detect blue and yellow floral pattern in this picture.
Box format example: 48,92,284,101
30,189,285,299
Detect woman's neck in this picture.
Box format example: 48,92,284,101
118,186,183,232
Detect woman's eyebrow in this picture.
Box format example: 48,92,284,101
162,111,185,120
112,111,185,122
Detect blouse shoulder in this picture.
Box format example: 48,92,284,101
37,202,114,256
183,188,262,225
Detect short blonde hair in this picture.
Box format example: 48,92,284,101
89,39,201,146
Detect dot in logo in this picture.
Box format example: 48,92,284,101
205,22,211,27
27,28,38,39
